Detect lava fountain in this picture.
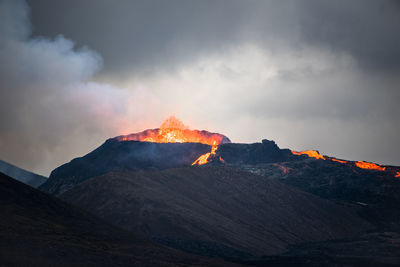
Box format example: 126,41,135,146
116,116,229,166
117,116,230,146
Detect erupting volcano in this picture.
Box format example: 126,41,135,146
115,116,398,176
117,116,231,146
116,116,230,166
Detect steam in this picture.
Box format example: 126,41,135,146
0,0,157,175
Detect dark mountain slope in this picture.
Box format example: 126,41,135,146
0,172,235,267
60,167,371,258
217,139,294,165
0,159,46,188
40,139,294,196
40,139,211,195
250,232,400,266
241,158,400,230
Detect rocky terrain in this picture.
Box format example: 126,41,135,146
249,232,400,266
36,135,400,265
40,139,295,195
60,166,371,259
240,158,400,230
0,172,235,266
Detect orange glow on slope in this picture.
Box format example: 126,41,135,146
118,116,228,146
331,158,348,164
273,163,289,174
192,142,219,166
292,149,395,175
355,161,386,171
291,150,326,160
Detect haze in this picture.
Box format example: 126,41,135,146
1,0,399,176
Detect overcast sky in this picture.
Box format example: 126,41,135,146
1,0,400,176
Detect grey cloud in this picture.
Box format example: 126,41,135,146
26,0,400,79
0,0,156,175
296,0,400,71
27,0,248,80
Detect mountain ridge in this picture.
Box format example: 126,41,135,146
0,159,47,188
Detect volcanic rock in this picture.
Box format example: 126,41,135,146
0,172,235,266
40,139,211,195
40,139,294,195
241,158,400,230
60,166,371,258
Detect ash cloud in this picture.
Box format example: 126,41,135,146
0,0,158,175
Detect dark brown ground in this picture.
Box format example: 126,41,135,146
0,172,237,267
60,166,371,258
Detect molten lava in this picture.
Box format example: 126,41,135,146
355,161,386,171
292,148,395,176
118,116,230,146
273,163,289,174
331,158,348,164
291,150,326,160
192,142,219,166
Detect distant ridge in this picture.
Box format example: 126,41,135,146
0,159,46,188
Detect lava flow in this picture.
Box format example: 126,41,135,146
291,150,326,160
331,158,348,164
292,149,391,174
355,161,386,171
192,142,219,166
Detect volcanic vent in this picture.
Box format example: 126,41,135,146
116,116,231,145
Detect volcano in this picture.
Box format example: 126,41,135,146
38,116,400,264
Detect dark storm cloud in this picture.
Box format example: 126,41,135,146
27,0,248,79
27,0,400,78
296,0,400,71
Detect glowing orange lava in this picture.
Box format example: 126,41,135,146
331,158,348,164
292,149,394,175
355,161,386,171
273,163,289,174
192,142,218,166
118,116,229,146
291,150,326,160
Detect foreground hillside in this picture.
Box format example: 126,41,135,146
241,158,400,230
0,172,235,267
60,167,371,258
